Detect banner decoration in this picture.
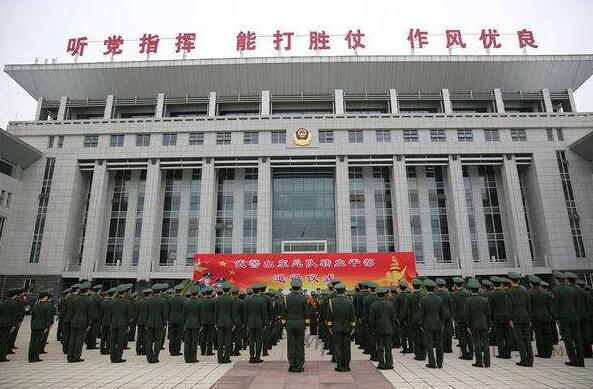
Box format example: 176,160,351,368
193,252,416,291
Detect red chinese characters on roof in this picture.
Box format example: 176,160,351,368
66,37,88,56
139,33,160,54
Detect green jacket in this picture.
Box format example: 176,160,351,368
100,298,113,326
452,288,471,322
14,298,25,321
465,294,490,330
30,301,51,330
283,292,308,330
168,295,185,324
363,293,378,324
43,301,55,325
90,293,103,321
435,288,452,321
552,284,579,322
232,297,245,326
407,290,424,324
396,291,411,323
136,297,148,326
68,294,91,329
145,295,168,328
214,294,235,327
326,295,355,333
245,294,268,329
419,293,445,330
488,288,510,322
62,295,74,324
527,286,552,322
199,296,215,325
507,285,531,323
369,297,396,335
572,285,590,320
110,296,132,329
183,298,201,329
0,299,16,328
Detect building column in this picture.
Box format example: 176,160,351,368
136,161,162,280
197,159,217,253
417,167,435,265
334,89,344,115
363,166,378,252
493,88,505,113
155,93,165,118
80,161,109,279
57,96,68,120
469,166,490,262
442,88,452,113
542,88,553,112
34,97,44,121
389,89,399,114
261,90,270,116
232,168,245,253
391,156,412,251
567,88,577,112
256,158,272,252
501,155,533,271
121,170,140,266
208,92,217,117
104,95,115,119
335,157,352,252
176,169,192,264
446,156,473,277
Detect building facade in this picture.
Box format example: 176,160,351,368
1,55,593,292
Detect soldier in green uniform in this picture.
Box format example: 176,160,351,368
110,284,132,363
363,282,379,361
214,282,235,364
566,273,592,358
419,279,445,369
354,281,368,350
199,286,216,356
168,284,185,356
8,288,25,354
309,290,319,336
326,283,355,372
369,286,395,370
61,285,77,354
67,282,91,362
246,283,268,363
0,288,18,362
465,279,490,368
397,280,412,354
231,286,245,356
435,278,453,353
128,291,138,343
552,272,584,367
183,285,201,363
100,288,114,355
39,290,54,354
145,284,168,363
85,284,103,349
507,272,533,367
388,286,400,348
56,288,70,342
527,275,553,358
282,278,308,372
136,288,151,355
407,278,425,361
489,276,511,359
452,277,473,360
28,291,52,362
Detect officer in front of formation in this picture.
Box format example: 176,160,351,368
419,279,445,369
135,287,151,356
326,282,355,372
282,277,309,373
407,278,425,361
100,287,115,355
452,277,473,360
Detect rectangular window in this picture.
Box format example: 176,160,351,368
57,136,64,148
349,167,366,252
457,129,473,142
189,132,204,145
556,129,564,141
403,129,419,142
546,129,554,142
376,129,391,143
511,129,527,142
110,134,124,147
0,216,5,248
0,191,4,207
186,169,201,264
5,193,11,209
348,130,363,143
160,169,182,264
243,131,259,145
83,135,98,148
48,136,54,149
479,165,507,261
271,130,286,144
105,171,131,265
407,167,423,263
430,129,446,142
132,171,146,265
426,166,451,263
243,168,258,253
463,167,480,261
162,133,178,146
136,133,151,146
30,157,56,263
557,151,586,257
484,129,500,142
319,130,334,144
374,167,395,252
215,169,234,253
216,131,232,145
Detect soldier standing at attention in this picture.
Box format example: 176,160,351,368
231,286,245,356
369,286,395,370
86,284,103,349
388,286,400,348
363,282,379,361
326,283,355,372
397,280,412,354
67,282,91,363
552,272,584,367
39,290,54,355
435,278,453,353
145,284,168,363
465,279,490,368
56,288,70,342
407,279,426,361
168,284,185,356
309,291,319,336
489,276,511,359
214,282,235,364
183,285,201,363
246,283,268,363
110,284,132,363
100,288,114,355
419,279,445,369
136,288,151,355
8,288,25,354
28,291,52,362
0,289,18,362
507,272,533,367
199,286,216,356
527,275,553,358
282,278,308,372
61,285,77,354
566,273,592,358
452,277,473,360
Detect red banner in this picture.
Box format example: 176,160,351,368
193,252,416,291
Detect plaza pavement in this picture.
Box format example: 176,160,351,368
0,316,592,389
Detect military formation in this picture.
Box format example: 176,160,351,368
0,270,592,373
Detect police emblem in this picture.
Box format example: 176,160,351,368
293,128,312,146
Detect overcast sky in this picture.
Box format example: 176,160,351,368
1,0,592,129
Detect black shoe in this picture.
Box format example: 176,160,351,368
288,367,297,372
0,359,10,362
114,359,126,363
516,362,526,367
249,358,255,363
335,367,344,372
343,367,351,372
495,355,511,359
7,351,14,355
426,364,437,369
30,359,43,363
206,352,215,356
298,368,304,372
254,358,264,363
472,363,483,368
262,352,269,356
414,357,424,361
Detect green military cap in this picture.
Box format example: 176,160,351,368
160,282,169,289
142,288,153,294
326,282,334,288
507,272,521,281
191,285,201,294
92,284,103,290
452,277,464,284
412,279,422,287
424,279,437,288
151,283,160,290
527,275,541,284
331,279,341,285
221,282,232,290
552,271,566,279
501,278,512,284
575,279,586,286
539,281,550,288
246,287,253,294
435,278,446,286
291,278,303,288
79,281,91,290
174,284,185,291
481,279,493,287
230,286,240,293
334,283,346,290
490,276,502,283
214,287,223,293
376,286,388,294
564,272,578,280
398,280,408,288
467,278,481,290
203,286,213,294
368,281,378,289
71,283,80,289
389,285,398,292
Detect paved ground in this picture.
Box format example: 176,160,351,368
1,317,592,388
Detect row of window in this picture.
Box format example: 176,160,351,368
0,190,12,209
77,128,566,148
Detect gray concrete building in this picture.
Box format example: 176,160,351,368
1,54,593,293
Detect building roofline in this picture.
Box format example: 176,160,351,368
0,128,43,168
